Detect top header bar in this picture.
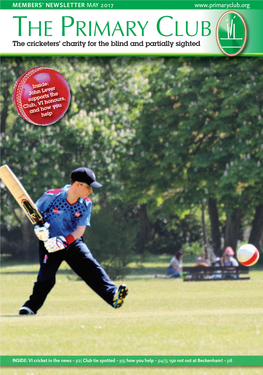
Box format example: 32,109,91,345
1,1,262,10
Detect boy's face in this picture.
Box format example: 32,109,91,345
76,181,93,199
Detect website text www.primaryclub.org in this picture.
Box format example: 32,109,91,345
194,2,250,9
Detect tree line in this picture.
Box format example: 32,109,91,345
1,56,262,271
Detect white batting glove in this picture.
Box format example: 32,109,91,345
34,222,50,241
44,236,68,253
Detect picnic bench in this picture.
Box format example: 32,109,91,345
182,265,250,281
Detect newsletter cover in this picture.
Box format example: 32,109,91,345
0,1,263,374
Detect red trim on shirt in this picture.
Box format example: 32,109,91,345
45,188,62,195
66,199,79,206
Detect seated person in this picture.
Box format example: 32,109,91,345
165,250,183,278
211,257,221,267
220,247,239,267
194,252,211,267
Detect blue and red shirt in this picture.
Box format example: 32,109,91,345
35,185,92,238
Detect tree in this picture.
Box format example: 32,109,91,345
0,57,149,264
1,56,262,262
120,57,263,254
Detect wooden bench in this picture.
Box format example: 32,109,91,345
182,265,250,281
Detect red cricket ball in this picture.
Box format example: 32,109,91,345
13,67,71,126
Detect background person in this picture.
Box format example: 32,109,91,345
194,252,211,267
165,250,183,278
220,246,239,267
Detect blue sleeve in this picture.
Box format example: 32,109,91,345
76,202,92,227
35,193,53,212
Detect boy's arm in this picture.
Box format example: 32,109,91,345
66,226,86,244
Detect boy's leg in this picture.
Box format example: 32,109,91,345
19,242,63,314
65,238,119,307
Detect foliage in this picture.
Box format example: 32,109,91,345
149,213,202,254
1,56,263,266
84,203,137,279
181,241,204,256
119,57,263,252
0,223,39,262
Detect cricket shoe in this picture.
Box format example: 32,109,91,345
19,307,35,315
113,284,128,309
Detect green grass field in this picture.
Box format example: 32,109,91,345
1,255,263,375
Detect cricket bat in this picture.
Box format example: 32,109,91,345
0,164,43,225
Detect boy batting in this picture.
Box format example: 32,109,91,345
19,167,128,315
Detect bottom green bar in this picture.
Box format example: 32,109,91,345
0,356,263,366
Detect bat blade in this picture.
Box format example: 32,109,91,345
0,164,42,224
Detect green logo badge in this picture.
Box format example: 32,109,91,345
216,11,247,56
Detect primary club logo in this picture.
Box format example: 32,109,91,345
216,11,247,56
